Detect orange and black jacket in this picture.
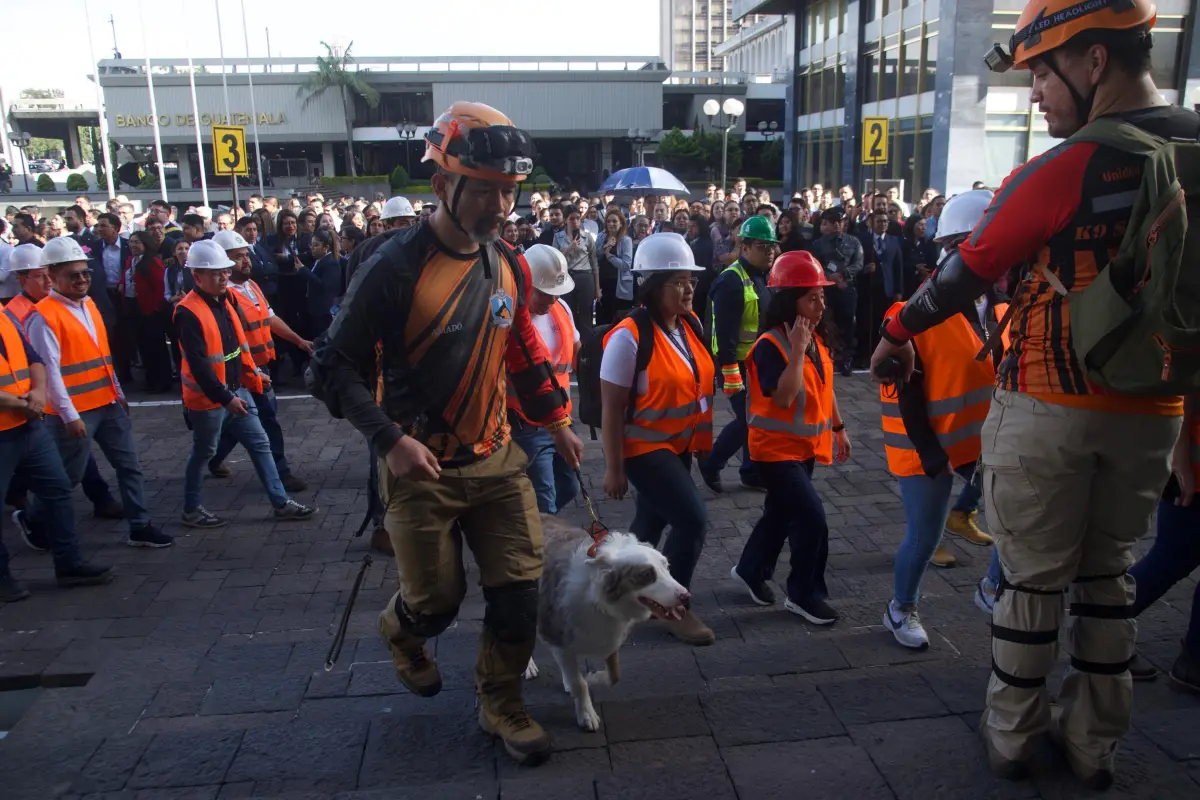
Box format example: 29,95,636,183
310,221,569,466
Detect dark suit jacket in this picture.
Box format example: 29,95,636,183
859,231,904,299
304,253,343,322
246,241,276,294
85,235,126,318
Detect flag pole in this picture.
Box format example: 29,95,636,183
239,0,265,197
183,1,208,207
214,0,239,211
82,0,116,199
137,0,168,202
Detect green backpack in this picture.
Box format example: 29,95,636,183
1058,117,1200,395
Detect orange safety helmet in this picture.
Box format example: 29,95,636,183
422,101,536,183
768,251,834,289
986,0,1157,72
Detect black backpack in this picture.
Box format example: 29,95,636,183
576,307,705,439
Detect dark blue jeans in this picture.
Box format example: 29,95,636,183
211,387,291,478
1130,499,1200,656
6,452,112,508
511,418,578,515
826,284,857,369
0,422,83,575
700,389,757,480
737,458,829,605
624,449,708,589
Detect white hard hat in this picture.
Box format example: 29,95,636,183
8,243,45,272
185,239,235,270
195,205,213,218
39,237,89,268
212,229,250,252
631,232,703,273
380,196,415,220
524,244,574,296
934,189,994,244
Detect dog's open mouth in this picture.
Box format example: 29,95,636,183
638,597,686,620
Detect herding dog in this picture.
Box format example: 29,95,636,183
524,515,690,731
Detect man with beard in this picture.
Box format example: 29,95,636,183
308,101,582,767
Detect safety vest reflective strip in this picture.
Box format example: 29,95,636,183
880,385,995,421
0,313,32,432
229,282,276,367
3,295,35,329
176,291,261,411
710,261,760,362
34,295,118,415
746,329,835,464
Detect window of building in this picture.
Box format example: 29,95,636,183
915,128,933,195
900,29,921,97
864,0,884,24
1150,22,1185,90
881,43,900,101
863,48,881,105
920,30,938,91
822,61,838,112
984,131,1028,188
895,130,916,194
811,4,825,47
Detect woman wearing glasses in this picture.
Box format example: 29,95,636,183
599,232,716,647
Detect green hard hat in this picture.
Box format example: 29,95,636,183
738,215,779,243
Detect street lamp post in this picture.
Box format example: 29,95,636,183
703,97,745,193
396,121,417,176
758,120,779,142
8,132,31,193
627,128,653,167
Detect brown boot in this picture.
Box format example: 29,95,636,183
477,629,552,765
1049,704,1115,791
662,609,716,646
378,594,442,697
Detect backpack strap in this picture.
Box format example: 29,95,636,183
626,307,654,423
1067,117,1166,159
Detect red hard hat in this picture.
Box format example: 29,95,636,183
768,250,834,289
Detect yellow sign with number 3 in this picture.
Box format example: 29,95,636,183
212,125,249,176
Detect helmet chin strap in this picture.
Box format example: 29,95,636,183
1044,52,1098,130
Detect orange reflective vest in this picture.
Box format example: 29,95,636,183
604,312,715,458
746,328,835,464
508,299,574,424
228,280,277,367
880,301,995,477
3,294,36,329
1189,411,1199,493
176,291,263,412
0,312,32,432
34,295,118,416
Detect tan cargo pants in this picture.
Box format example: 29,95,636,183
980,389,1180,772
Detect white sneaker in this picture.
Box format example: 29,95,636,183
883,600,929,650
974,577,997,616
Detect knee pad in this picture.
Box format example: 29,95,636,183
394,595,458,639
482,580,539,643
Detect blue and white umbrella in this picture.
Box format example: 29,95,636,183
598,166,689,197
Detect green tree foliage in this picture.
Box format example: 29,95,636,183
66,173,89,192
389,165,410,191
655,127,743,181
298,42,380,178
760,139,784,182
138,170,160,190
36,173,56,192
19,88,64,100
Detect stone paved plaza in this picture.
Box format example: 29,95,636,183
1,375,1197,799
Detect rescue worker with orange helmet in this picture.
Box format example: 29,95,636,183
308,101,582,766
870,0,1196,788
730,250,850,627
600,232,716,646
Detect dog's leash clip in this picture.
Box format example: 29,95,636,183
576,468,610,558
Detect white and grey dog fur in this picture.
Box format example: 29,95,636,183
524,515,690,731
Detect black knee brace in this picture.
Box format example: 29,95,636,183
394,594,459,639
482,580,539,643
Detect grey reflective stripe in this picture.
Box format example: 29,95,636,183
249,343,272,354
60,355,113,376
882,418,985,450
205,354,225,364
739,328,758,344
625,420,712,442
555,364,571,374
1091,190,1138,214
243,319,264,331
0,368,31,388
66,376,114,397
630,402,700,423
881,385,993,418
747,413,831,438
181,376,204,394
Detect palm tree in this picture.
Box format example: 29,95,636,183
297,41,379,178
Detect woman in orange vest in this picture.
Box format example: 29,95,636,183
1126,401,1198,690
600,232,716,646
730,251,850,626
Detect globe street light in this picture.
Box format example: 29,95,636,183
396,121,418,176
758,120,779,142
7,132,32,193
627,127,653,167
704,97,744,193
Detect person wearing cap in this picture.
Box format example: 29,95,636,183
698,215,777,494
206,229,312,492
809,207,864,376
21,238,173,549
508,244,581,515
730,251,849,626
379,196,417,230
0,288,114,601
308,101,580,766
174,240,316,529
600,232,716,646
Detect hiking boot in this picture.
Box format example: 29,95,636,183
479,702,552,765
477,628,552,764
662,609,716,645
378,604,442,697
929,544,957,568
784,596,839,626
281,473,308,493
12,510,47,552
0,575,31,604
208,461,233,478
883,600,929,650
945,510,993,546
1129,652,1158,683
980,711,1030,781
182,506,226,529
370,525,394,557
128,524,174,548
1049,704,1114,791
274,500,316,520
974,576,997,616
92,500,125,520
730,564,775,606
56,562,114,587
1167,642,1200,694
